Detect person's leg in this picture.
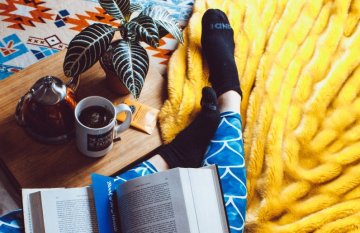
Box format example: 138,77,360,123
112,161,159,184
0,210,23,233
201,9,247,233
116,87,220,183
155,87,220,169
203,101,246,233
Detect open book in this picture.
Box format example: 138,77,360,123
23,165,229,233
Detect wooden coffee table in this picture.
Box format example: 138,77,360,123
0,50,165,193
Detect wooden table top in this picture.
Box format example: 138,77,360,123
0,50,165,192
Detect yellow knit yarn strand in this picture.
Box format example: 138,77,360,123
158,0,360,231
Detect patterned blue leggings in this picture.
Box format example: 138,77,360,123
112,111,247,232
0,112,247,233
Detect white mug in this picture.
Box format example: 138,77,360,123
75,96,132,157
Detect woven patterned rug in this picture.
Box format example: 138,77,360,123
0,0,193,79
159,0,360,232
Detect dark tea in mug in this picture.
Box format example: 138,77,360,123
75,96,132,157
79,106,114,128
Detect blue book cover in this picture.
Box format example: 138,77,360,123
91,162,158,233
91,173,124,233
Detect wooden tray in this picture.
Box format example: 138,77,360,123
0,50,165,191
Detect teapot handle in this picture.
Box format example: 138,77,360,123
66,75,80,93
15,91,32,126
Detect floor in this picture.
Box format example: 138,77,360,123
0,168,19,216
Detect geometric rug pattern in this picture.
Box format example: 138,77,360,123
0,0,194,80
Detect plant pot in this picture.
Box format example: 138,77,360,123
99,41,130,96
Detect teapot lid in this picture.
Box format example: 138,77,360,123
31,76,66,105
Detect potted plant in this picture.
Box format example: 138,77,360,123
63,0,183,99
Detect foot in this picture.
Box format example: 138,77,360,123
157,87,220,168
201,9,242,98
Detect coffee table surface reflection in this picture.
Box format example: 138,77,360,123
0,50,165,191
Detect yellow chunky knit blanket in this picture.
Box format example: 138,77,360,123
158,0,360,232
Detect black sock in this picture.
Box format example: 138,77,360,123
201,9,242,97
157,87,220,168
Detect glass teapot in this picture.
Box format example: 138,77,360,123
15,75,80,144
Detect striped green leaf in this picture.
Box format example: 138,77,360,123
63,23,115,77
140,6,184,43
112,40,149,99
129,3,142,14
99,0,130,23
125,15,159,48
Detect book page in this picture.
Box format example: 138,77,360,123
22,188,63,233
186,167,229,233
37,187,99,233
116,168,192,233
